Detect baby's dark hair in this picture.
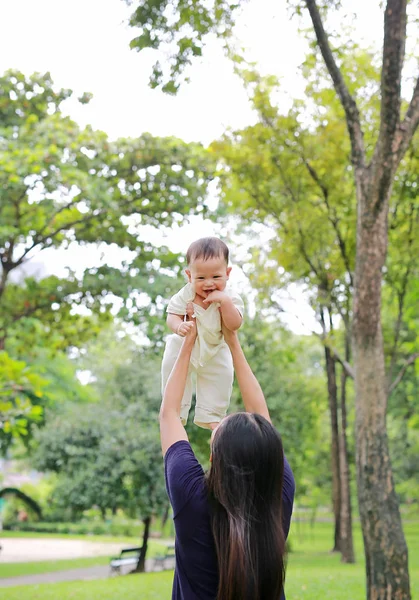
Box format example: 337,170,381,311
186,237,229,265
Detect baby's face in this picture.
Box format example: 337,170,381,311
186,256,231,299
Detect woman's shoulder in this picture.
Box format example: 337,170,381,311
165,440,199,467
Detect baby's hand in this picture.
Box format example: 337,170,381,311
203,290,228,305
176,321,195,337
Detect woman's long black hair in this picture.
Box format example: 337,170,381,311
206,412,286,600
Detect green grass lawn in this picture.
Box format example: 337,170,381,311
0,556,109,579
1,521,417,599
0,571,174,600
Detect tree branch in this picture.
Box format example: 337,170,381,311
305,0,366,168
394,74,419,167
302,157,354,287
388,353,419,395
317,303,354,380
35,198,79,241
266,147,324,280
10,301,61,325
14,194,141,267
370,0,407,209
329,347,355,380
377,0,407,155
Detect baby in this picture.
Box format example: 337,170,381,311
161,237,244,429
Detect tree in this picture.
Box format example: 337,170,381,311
0,69,213,448
125,0,241,94
230,315,328,489
123,3,419,594
34,398,166,573
0,69,213,352
0,352,45,454
185,314,330,489
215,54,418,570
305,4,417,597
34,335,167,572
212,61,357,561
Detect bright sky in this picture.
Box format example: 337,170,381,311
0,0,387,334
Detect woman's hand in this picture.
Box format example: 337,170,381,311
177,321,195,337
182,312,197,345
177,303,197,337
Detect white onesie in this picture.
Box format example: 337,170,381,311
161,283,244,428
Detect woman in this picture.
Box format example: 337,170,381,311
160,319,295,600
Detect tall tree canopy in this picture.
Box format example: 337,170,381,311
124,2,419,597
0,70,213,347
0,69,213,444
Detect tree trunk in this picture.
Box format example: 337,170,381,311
338,339,355,563
353,182,410,599
134,516,151,573
324,345,341,553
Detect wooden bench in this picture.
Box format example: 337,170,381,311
109,546,142,575
153,543,175,571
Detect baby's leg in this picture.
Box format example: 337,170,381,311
194,345,233,430
161,335,193,425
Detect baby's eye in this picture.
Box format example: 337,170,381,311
214,276,221,279
197,277,205,280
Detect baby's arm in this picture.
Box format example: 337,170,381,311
219,298,242,332
203,291,242,331
167,303,195,336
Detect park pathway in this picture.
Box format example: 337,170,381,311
0,557,163,587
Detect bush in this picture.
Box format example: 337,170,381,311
3,520,143,537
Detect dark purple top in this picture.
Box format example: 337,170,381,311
165,440,295,600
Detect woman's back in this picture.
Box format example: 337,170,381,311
165,441,218,599
165,439,295,600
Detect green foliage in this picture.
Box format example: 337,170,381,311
0,69,213,448
4,520,142,537
0,352,45,452
33,336,166,522
231,317,329,498
125,0,242,93
0,69,214,353
212,60,358,332
213,53,419,506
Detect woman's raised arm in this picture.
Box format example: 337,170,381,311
159,320,197,455
222,325,271,423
